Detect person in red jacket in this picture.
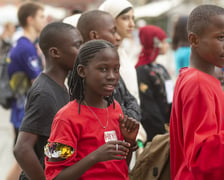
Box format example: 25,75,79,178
170,4,224,180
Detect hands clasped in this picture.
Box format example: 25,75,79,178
92,140,131,162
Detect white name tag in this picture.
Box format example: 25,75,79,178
104,130,118,142
165,80,174,103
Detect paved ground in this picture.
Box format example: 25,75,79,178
0,107,15,180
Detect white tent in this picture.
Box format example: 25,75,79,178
0,4,67,26
134,0,183,18
0,4,18,25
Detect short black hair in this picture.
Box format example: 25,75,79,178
72,9,83,15
187,4,224,35
39,22,76,58
77,10,111,42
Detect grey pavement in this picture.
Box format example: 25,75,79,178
0,107,15,180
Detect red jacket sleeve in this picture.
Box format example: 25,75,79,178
182,78,224,178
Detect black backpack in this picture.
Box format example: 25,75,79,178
0,39,14,109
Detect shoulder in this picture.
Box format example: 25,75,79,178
12,37,33,50
111,100,123,113
28,74,68,103
136,64,152,73
54,100,79,120
176,68,221,98
29,74,52,95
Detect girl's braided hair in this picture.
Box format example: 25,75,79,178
68,39,116,113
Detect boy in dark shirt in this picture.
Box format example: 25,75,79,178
13,22,83,180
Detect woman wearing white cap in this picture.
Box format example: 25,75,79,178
99,0,139,104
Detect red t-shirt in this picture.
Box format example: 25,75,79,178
45,100,129,180
170,67,224,180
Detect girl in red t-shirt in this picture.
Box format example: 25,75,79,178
44,39,139,180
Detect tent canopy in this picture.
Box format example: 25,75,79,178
0,4,67,25
134,0,183,19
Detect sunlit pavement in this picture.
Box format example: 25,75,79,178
0,107,14,180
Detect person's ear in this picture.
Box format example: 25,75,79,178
49,47,60,58
89,30,99,40
27,16,33,25
188,32,199,47
77,64,86,78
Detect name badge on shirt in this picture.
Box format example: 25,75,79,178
104,130,118,142
165,80,174,103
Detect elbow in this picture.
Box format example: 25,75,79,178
13,142,27,160
13,143,20,159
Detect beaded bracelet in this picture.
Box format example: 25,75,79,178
129,141,139,152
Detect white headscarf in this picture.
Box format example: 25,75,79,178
98,0,133,19
63,13,81,27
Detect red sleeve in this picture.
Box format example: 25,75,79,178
45,113,79,180
182,79,224,176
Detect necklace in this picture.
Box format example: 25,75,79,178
83,100,109,129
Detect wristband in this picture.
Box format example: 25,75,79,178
129,141,139,152
137,139,144,148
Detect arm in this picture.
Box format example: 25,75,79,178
14,132,45,180
181,81,224,176
49,141,130,180
119,115,139,165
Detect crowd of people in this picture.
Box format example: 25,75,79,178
1,0,224,180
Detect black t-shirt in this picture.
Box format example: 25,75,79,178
20,73,69,169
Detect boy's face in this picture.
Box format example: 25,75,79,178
195,15,224,68
94,14,121,48
59,29,83,71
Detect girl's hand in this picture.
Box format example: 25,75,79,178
91,140,130,163
119,115,139,145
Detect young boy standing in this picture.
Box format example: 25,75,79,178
13,22,83,180
170,4,224,180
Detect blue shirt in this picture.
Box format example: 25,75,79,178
174,46,191,75
8,37,42,128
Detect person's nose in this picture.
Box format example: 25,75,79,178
107,69,116,80
129,19,135,28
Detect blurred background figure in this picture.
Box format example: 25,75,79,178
171,16,190,76
99,0,140,104
0,22,16,56
0,20,16,180
135,25,173,142
6,2,46,179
